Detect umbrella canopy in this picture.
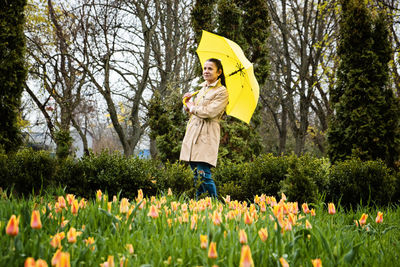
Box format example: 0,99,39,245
196,30,259,124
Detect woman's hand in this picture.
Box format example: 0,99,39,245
183,92,192,101
183,92,193,113
186,102,194,113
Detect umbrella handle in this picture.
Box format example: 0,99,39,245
182,90,200,107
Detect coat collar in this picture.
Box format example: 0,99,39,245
200,79,220,88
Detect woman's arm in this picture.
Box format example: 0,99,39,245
191,88,228,119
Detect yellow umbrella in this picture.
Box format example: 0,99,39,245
195,30,259,124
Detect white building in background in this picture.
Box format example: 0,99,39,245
26,129,94,158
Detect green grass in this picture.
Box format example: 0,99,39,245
0,188,399,267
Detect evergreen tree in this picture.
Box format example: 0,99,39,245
328,0,400,168
148,89,187,163
189,0,269,163
0,0,27,152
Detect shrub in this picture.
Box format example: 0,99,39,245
241,154,290,200
7,148,57,195
153,161,193,196
0,151,9,189
280,154,330,203
328,157,396,207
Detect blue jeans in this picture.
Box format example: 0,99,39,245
189,162,217,199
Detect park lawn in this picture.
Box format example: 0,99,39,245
0,188,399,267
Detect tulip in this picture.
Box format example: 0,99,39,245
79,198,87,209
100,255,114,267
58,196,66,209
311,258,322,267
212,210,222,225
310,209,316,216
50,232,65,249
239,245,254,267
31,210,42,229
67,227,81,243
147,205,159,219
305,219,312,229
359,213,368,226
71,200,79,215
302,203,310,214
258,228,268,242
6,214,19,236
200,235,208,249
36,259,48,267
167,188,173,196
328,203,336,215
208,242,218,259
57,252,70,267
239,229,248,244
120,198,130,214
244,212,253,225
84,237,95,251
96,190,102,201
375,211,383,223
126,243,134,254
280,257,289,267
51,249,62,266
66,194,75,206
24,257,36,267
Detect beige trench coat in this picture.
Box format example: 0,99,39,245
179,79,229,167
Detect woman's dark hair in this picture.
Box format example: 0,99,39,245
206,58,226,86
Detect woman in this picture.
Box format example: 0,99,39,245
180,58,229,199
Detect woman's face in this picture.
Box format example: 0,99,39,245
203,61,222,84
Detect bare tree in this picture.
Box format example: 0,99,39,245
266,0,338,155
25,0,91,157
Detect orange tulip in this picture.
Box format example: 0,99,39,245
66,194,75,206
302,203,310,214
36,259,49,267
6,214,19,236
100,255,114,267
67,227,81,243
212,210,222,226
310,209,316,216
239,229,248,244
147,205,159,219
200,235,208,249
239,245,254,267
244,212,253,225
96,190,103,201
359,213,368,226
311,258,322,267
305,219,312,229
126,243,134,254
328,203,336,215
51,249,62,266
84,237,95,251
208,242,218,259
71,200,79,215
280,257,289,267
120,198,130,214
258,228,268,242
58,196,66,209
24,257,36,267
57,252,70,267
30,210,42,229
50,232,65,249
375,211,383,223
